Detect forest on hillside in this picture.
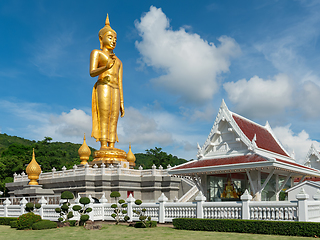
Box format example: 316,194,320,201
0,134,188,196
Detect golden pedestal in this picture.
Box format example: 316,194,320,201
90,147,127,166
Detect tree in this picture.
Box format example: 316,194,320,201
135,147,188,169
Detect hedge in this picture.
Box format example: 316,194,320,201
32,220,57,230
10,221,17,228
0,217,18,225
172,218,320,237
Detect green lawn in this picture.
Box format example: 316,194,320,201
0,224,315,240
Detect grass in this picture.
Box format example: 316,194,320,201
0,224,315,240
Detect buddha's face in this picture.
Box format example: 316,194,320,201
102,31,117,50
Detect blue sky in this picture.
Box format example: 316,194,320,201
1,0,320,162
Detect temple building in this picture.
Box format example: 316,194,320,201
168,100,320,201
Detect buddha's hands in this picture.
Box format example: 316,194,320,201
106,54,116,70
120,103,125,118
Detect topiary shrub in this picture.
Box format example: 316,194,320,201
110,191,130,225
10,221,17,228
17,212,41,230
72,197,92,226
61,191,74,201
25,202,41,213
55,191,75,222
32,220,57,230
110,191,121,198
133,199,155,228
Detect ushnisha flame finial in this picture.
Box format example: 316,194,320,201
105,14,110,26
26,148,42,185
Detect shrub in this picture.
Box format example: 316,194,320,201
68,220,77,226
17,212,41,230
32,220,57,230
110,191,120,198
55,191,74,222
61,191,74,200
172,218,320,237
0,217,18,225
10,221,17,228
110,191,130,224
134,221,157,228
72,197,92,225
25,202,41,212
133,199,153,228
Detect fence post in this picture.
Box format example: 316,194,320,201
241,189,252,220
152,164,157,176
20,197,28,216
195,191,206,219
38,196,48,219
126,193,135,222
3,198,11,217
99,193,108,221
313,189,320,200
158,193,168,223
88,195,95,221
296,188,309,222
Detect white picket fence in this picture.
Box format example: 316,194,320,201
0,188,319,223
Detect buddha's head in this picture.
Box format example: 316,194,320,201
99,14,117,50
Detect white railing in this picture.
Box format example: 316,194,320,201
13,164,171,183
0,195,61,205
307,201,320,221
1,188,318,223
203,201,242,219
249,202,297,221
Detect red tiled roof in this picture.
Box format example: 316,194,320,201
277,159,318,172
232,114,290,157
172,154,268,170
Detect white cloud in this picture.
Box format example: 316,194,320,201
135,6,240,104
224,73,292,118
273,125,320,163
0,99,201,159
118,107,174,146
297,81,320,117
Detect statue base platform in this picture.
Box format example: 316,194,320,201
91,147,127,166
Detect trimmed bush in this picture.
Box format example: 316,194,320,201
17,212,41,230
32,220,57,230
134,221,157,228
79,197,90,205
68,220,77,226
10,221,17,228
172,218,320,237
25,202,41,212
0,217,18,225
61,191,74,200
110,191,120,198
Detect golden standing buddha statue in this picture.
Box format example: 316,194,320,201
90,15,127,165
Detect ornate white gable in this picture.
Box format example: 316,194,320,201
197,100,253,160
304,144,320,169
